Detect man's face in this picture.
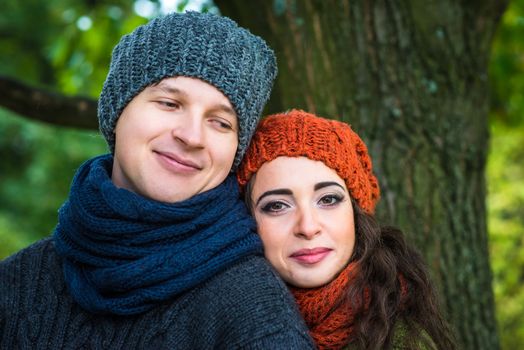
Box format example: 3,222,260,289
112,76,238,203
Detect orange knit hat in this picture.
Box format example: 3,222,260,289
237,109,380,214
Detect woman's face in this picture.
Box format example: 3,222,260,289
251,156,355,288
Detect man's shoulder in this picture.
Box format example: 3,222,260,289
1,237,57,269
207,254,309,324
1,237,64,296
213,254,284,285
171,255,314,349
1,236,67,306
203,254,293,303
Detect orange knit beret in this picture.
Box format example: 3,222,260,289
237,109,380,214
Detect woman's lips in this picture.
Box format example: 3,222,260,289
289,247,332,265
154,151,202,174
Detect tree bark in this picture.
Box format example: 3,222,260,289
216,0,505,349
0,75,97,130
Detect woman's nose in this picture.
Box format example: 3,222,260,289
293,206,321,239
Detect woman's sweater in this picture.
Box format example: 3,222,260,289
0,238,314,350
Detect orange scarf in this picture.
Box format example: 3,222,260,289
291,263,409,350
290,263,364,350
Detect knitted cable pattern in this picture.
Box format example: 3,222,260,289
237,109,380,213
53,154,262,315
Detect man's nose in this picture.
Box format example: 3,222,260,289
171,111,205,148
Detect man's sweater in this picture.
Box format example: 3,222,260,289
1,238,314,349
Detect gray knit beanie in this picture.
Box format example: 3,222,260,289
98,11,277,168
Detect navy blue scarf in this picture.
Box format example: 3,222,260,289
54,154,262,315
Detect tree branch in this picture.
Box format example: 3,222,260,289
0,75,98,130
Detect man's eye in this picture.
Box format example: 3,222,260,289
156,100,180,109
211,118,233,130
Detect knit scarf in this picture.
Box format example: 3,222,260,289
53,154,262,315
290,263,365,350
291,263,409,350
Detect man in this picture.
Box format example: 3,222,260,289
0,11,314,349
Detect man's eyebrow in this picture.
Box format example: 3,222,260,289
215,104,237,118
149,83,236,117
314,181,345,191
255,188,293,206
149,82,188,97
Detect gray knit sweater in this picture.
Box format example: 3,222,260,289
0,238,314,349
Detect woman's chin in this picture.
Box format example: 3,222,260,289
285,273,335,289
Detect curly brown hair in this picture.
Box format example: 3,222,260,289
344,199,456,349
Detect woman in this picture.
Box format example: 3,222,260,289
237,109,456,350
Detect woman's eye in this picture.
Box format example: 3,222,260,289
319,194,343,206
261,201,288,213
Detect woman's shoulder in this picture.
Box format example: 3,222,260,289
391,321,436,350
343,321,435,350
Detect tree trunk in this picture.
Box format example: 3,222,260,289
217,1,505,349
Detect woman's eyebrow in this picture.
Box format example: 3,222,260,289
314,181,345,191
255,189,292,206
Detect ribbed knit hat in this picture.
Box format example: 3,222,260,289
98,11,277,168
237,109,380,214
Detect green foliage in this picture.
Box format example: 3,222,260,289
0,0,148,95
488,123,524,349
488,0,524,348
490,0,524,127
0,110,106,258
